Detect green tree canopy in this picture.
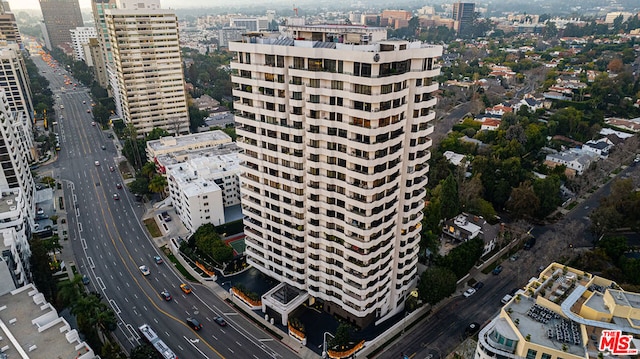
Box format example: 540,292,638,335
418,267,457,305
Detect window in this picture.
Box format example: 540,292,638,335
324,59,336,72
291,76,302,85
309,58,323,71
265,54,276,66
354,62,371,77
292,92,302,100
309,79,320,88
277,55,284,68
244,53,251,64
331,80,343,90
353,84,371,95
526,350,537,359
293,57,304,69
310,95,320,103
541,354,551,359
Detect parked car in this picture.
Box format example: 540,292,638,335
524,237,536,250
186,318,202,331
139,265,150,276
510,254,520,261
213,317,227,327
82,275,90,285
501,294,514,305
492,265,503,275
473,281,484,290
463,288,476,298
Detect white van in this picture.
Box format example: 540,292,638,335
501,294,513,305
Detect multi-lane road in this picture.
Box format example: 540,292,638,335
33,55,299,359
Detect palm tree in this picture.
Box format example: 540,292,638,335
56,274,84,308
148,174,168,198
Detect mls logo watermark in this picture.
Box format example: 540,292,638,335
598,330,638,355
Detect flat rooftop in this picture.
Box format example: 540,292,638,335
146,130,231,153
0,285,95,359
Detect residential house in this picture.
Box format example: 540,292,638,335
582,138,613,159
481,118,501,131
544,149,598,177
442,213,497,256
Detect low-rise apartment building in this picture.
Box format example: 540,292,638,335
146,130,232,171
476,263,640,359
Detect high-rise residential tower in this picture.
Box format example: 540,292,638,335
0,2,21,47
0,45,35,161
230,25,442,327
38,0,84,50
452,2,475,34
104,0,189,136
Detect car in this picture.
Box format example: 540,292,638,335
473,281,484,290
180,283,192,294
510,254,520,261
113,193,119,200
492,265,503,275
82,100,86,104
91,121,96,126
213,316,227,327
501,294,514,305
116,183,123,189
86,109,91,113
524,237,536,250
101,145,106,150
82,275,90,285
139,265,150,276
464,322,480,336
94,160,100,166
109,166,115,172
153,255,163,264
463,288,476,298
160,290,171,301
36,207,44,215
186,317,202,331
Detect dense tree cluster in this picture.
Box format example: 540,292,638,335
183,49,233,103
187,223,234,264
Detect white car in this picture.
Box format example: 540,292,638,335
463,288,476,298
94,160,100,166
139,265,150,276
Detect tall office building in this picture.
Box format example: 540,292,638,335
230,26,442,327
105,0,189,136
0,2,20,47
0,45,35,161
39,0,84,50
452,2,475,34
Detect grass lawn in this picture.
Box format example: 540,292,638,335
144,218,162,237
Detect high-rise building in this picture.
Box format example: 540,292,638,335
86,38,108,88
39,0,84,50
69,27,97,61
0,89,35,221
105,0,189,136
0,45,35,161
477,263,640,359
91,0,117,94
452,2,475,34
230,26,442,327
0,2,21,47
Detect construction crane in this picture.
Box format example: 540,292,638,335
293,4,298,16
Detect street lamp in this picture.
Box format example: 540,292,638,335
321,331,335,358
221,281,231,288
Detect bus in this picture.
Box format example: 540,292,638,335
138,324,178,359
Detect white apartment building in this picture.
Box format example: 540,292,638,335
166,153,241,232
146,130,232,169
229,17,268,32
0,45,35,160
105,0,190,136
0,90,34,222
0,188,31,288
230,27,442,327
0,284,96,358
69,26,97,61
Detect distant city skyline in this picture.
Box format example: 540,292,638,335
6,0,217,11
